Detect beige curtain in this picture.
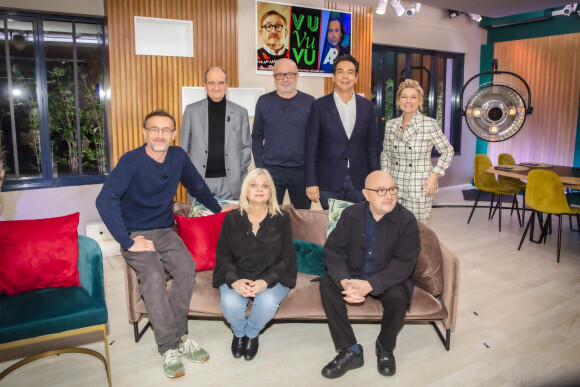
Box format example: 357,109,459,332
488,33,580,166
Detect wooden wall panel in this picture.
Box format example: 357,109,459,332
323,2,373,97
488,33,580,166
106,0,238,202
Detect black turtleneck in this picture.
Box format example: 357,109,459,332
206,96,226,178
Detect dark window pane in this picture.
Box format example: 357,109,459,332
0,19,41,179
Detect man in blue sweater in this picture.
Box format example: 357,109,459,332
96,110,234,379
252,58,315,209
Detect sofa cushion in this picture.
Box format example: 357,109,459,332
285,206,328,246
189,197,238,217
0,213,80,296
0,286,107,343
413,223,444,297
293,239,326,276
327,198,354,235
174,211,230,271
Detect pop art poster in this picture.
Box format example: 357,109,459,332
256,1,352,76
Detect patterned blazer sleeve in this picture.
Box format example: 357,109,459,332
428,118,454,176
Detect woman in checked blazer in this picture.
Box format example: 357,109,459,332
380,79,454,223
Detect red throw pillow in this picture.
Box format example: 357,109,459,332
0,213,81,296
174,211,230,271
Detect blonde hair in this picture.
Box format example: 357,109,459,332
238,168,282,216
396,79,424,112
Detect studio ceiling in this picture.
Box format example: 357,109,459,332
344,0,575,18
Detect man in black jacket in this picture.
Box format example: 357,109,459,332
319,170,420,379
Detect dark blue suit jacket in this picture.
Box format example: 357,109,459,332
305,93,380,190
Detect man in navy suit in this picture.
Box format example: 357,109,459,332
305,55,380,210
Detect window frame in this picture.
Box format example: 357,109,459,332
0,9,108,191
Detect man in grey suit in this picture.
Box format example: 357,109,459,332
180,67,251,200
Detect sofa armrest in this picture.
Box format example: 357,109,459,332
439,241,459,332
77,236,105,298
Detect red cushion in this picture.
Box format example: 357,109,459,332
174,211,230,271
0,213,81,296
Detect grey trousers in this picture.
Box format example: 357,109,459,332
187,176,235,203
121,228,195,354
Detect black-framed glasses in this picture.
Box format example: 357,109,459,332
145,127,175,135
274,72,297,80
261,24,286,32
365,187,399,196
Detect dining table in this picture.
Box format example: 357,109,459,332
486,163,580,190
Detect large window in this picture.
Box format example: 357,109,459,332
0,11,107,191
371,45,463,154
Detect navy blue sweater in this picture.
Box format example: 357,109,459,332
252,90,315,168
96,145,221,250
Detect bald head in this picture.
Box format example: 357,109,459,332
365,170,395,188
273,58,299,98
273,58,297,73
204,66,228,102
363,170,398,218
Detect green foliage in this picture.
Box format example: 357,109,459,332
384,78,394,121
47,66,105,175
48,66,78,174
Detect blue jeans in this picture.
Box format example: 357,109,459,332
219,283,290,338
319,172,365,210
264,165,310,209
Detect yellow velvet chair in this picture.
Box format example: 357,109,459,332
498,153,527,226
467,154,521,232
518,169,580,263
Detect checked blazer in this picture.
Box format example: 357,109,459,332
381,112,453,221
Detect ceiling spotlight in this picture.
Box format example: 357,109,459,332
552,3,577,16
467,13,482,22
407,3,422,16
448,10,462,18
376,0,388,15
391,0,405,17
460,61,533,142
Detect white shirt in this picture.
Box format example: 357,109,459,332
333,91,356,139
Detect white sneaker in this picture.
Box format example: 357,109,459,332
162,348,185,378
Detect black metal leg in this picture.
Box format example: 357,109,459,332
134,320,152,343
467,190,481,224
512,195,522,226
488,193,496,219
430,321,451,351
498,194,503,232
519,210,535,250
522,194,526,228
557,215,562,263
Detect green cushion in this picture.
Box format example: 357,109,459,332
0,286,107,343
293,239,326,276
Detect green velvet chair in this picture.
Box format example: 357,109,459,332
518,169,580,263
467,154,521,232
0,236,111,386
498,153,527,226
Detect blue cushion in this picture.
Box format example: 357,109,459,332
293,239,326,276
0,286,107,344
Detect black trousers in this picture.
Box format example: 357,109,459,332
319,274,410,352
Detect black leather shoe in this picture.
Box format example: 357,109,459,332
231,335,247,359
244,336,259,360
375,340,396,376
321,345,364,379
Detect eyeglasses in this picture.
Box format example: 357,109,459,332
145,127,175,135
365,187,399,196
261,24,286,32
274,72,297,80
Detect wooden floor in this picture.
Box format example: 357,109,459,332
2,189,580,386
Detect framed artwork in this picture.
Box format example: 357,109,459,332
256,1,352,76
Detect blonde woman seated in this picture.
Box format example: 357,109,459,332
213,168,297,361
